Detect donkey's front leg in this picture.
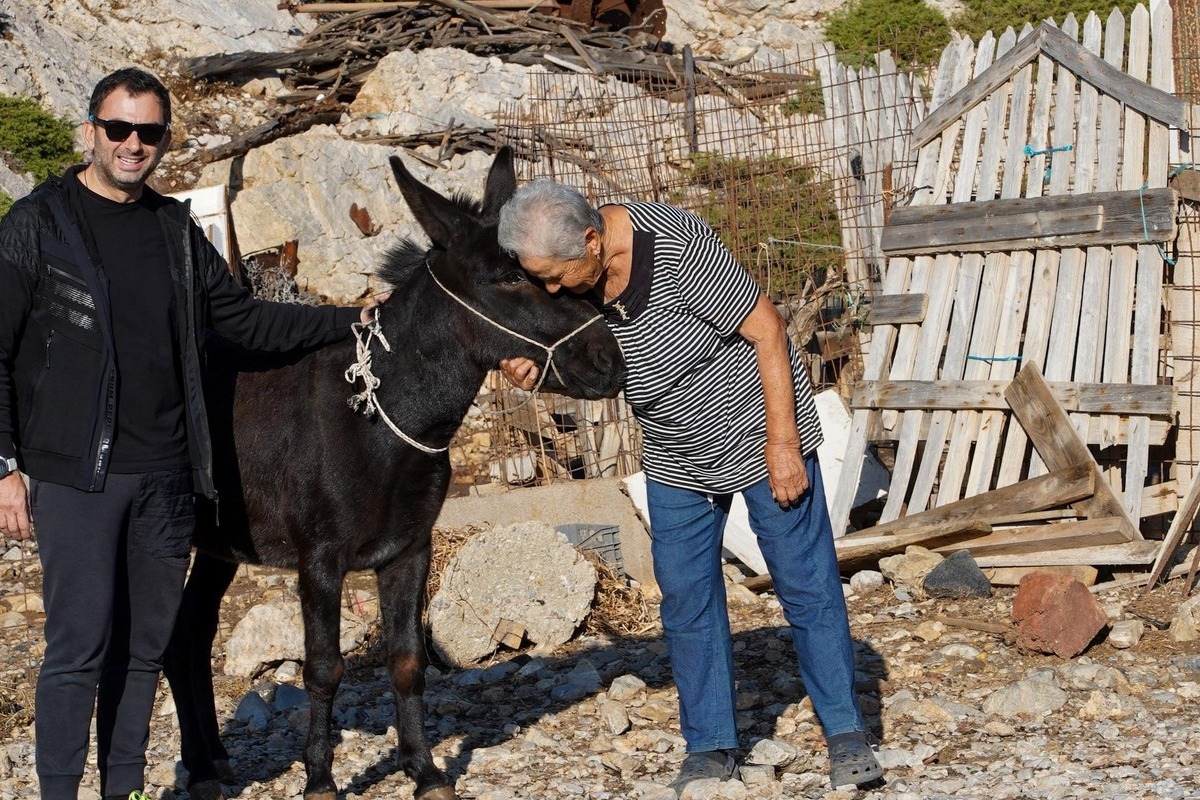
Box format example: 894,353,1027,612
377,551,457,800
297,563,348,800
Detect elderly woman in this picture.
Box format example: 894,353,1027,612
497,179,882,792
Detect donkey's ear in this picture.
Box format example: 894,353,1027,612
389,154,473,248
480,146,516,219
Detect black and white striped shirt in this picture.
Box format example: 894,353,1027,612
603,202,823,494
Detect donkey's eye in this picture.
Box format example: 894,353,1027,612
502,271,529,285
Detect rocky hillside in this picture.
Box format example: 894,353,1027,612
1,0,867,299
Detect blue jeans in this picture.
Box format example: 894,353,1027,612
647,456,864,752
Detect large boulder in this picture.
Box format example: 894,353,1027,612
429,522,598,667
345,48,543,138
198,132,496,302
0,1,312,117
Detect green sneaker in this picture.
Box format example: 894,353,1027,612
127,792,152,800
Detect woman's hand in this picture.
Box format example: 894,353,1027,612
499,357,541,390
765,441,808,507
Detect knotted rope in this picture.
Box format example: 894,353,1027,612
345,262,606,449
346,311,447,454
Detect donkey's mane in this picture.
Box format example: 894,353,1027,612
374,191,490,290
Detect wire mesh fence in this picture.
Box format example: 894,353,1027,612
446,46,925,491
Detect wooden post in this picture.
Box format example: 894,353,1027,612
683,45,697,155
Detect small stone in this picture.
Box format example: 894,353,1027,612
726,582,761,606
1106,619,1144,649
981,678,1068,718
607,674,647,703
737,763,776,786
1078,690,1145,720
273,683,309,712
745,737,800,770
922,550,992,599
233,691,272,731
598,700,630,736
879,546,944,591
849,570,884,592
913,620,945,642
1169,595,1200,642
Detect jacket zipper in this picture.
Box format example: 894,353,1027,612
44,330,53,368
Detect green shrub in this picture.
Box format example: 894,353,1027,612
825,0,953,69
780,76,825,118
0,191,12,220
675,153,842,298
951,1,1143,41
0,95,79,182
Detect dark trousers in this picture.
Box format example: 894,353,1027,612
32,470,194,800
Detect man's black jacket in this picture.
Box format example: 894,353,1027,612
0,166,360,497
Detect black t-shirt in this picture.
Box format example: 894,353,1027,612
78,178,189,472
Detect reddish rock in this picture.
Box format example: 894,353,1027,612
1011,572,1109,658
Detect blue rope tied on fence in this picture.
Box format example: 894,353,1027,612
1024,143,1074,183
1139,182,1176,265
1023,144,1074,157
966,354,1022,362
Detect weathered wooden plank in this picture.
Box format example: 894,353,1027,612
880,205,1102,252
965,44,1038,501
861,464,1094,538
1126,0,1174,522
851,380,1172,415
936,517,1129,557
1144,467,1200,589
1141,480,1178,518
1036,13,1090,479
835,521,992,572
996,47,1057,488
866,294,927,325
880,188,1175,254
936,223,1010,505
1096,10,1139,452
1003,361,1139,539
985,565,1099,586
865,413,1171,447
902,34,998,513
973,539,1159,567
1038,13,1186,129
884,34,993,519
875,37,978,524
912,25,1045,146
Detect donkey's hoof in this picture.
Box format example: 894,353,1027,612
303,792,337,800
416,786,458,800
188,780,226,800
213,758,237,783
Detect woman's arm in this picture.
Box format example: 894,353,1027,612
738,293,807,507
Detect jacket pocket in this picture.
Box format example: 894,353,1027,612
19,325,106,457
35,250,102,349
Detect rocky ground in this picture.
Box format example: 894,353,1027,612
1,530,1199,800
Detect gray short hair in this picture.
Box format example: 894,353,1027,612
498,179,605,261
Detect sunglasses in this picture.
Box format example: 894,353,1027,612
88,115,169,146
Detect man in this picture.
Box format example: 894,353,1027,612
497,180,883,793
0,67,374,800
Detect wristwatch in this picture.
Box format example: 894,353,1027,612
0,457,17,479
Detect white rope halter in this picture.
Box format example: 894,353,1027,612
345,314,447,454
344,261,605,452
424,262,603,394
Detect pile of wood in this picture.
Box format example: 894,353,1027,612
180,0,701,104
833,362,1193,594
